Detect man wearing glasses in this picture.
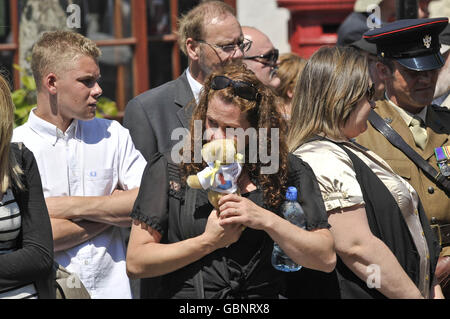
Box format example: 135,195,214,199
122,1,246,298
123,1,247,162
242,26,281,89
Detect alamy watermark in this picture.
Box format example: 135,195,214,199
66,4,81,29
366,4,382,29
170,120,280,174
366,264,381,289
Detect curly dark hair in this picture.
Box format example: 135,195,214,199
181,61,288,209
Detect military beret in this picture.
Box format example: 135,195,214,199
363,17,449,71
350,38,377,55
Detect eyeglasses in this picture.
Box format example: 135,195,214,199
243,49,279,67
196,39,252,54
366,83,375,102
211,75,260,102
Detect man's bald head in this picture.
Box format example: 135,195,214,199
242,26,280,89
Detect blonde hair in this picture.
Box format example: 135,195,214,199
274,52,307,104
0,74,23,192
287,46,369,152
31,31,101,90
177,1,235,56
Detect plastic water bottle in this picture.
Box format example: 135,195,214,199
271,186,306,272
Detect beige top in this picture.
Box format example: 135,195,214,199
293,138,431,298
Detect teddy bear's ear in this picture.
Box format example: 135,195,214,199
187,175,202,189
201,138,238,163
201,140,215,162
223,139,237,163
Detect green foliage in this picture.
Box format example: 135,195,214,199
12,65,36,127
11,64,119,127
96,97,118,118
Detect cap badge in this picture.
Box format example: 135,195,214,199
423,35,432,49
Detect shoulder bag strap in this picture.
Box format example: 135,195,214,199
368,109,450,195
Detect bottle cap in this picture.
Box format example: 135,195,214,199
286,186,298,201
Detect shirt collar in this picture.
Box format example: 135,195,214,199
385,92,428,125
28,108,80,146
186,67,203,103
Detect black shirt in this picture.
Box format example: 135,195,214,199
131,152,329,299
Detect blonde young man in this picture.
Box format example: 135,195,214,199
12,31,147,298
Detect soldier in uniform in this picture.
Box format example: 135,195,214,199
356,17,450,297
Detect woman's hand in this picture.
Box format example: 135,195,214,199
217,194,272,230
218,194,336,274
202,209,243,249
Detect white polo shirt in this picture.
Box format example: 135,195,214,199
12,109,147,299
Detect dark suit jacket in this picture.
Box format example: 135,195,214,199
123,71,196,298
123,71,195,161
337,12,370,46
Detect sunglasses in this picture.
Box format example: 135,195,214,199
243,49,279,67
366,83,375,102
211,75,261,102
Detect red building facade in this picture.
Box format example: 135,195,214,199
277,0,356,57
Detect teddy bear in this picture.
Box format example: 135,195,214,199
187,138,244,211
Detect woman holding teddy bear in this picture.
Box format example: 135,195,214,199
126,62,336,299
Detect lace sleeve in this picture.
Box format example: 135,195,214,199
130,152,169,236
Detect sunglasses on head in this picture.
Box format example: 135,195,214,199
243,49,279,67
211,75,261,102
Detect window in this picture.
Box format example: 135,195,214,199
0,0,18,89
0,0,236,118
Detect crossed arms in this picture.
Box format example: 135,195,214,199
46,188,139,252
